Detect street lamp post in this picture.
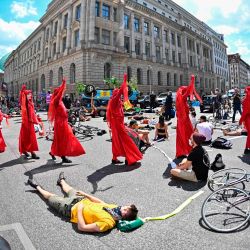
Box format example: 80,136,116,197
148,65,152,94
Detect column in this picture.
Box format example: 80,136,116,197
194,40,198,69
88,0,95,42
48,22,52,58
162,26,166,64
131,12,136,58
141,17,146,60
151,21,155,62
66,6,72,51
40,28,45,62
117,4,124,49
56,15,61,53
80,0,86,43
168,29,172,65
182,32,188,67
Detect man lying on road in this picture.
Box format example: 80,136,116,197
27,173,138,233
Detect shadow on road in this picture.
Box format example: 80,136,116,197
87,163,141,194
24,160,79,177
238,155,250,165
0,157,35,171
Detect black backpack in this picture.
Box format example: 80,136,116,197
211,153,225,172
210,137,232,149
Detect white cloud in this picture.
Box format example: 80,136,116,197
0,45,15,57
214,25,239,35
11,0,37,18
234,39,250,56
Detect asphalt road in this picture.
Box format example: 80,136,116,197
0,109,249,250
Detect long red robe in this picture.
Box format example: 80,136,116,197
107,74,142,165
19,86,39,154
0,111,8,153
48,80,85,157
176,75,202,157
239,86,250,149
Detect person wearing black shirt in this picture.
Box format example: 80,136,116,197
164,91,173,121
149,92,157,110
170,132,210,182
232,93,242,122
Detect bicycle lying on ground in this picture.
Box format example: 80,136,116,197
201,168,250,232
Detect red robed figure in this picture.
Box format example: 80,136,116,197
19,85,39,154
0,110,9,153
48,80,85,157
106,74,142,165
239,86,250,150
176,75,202,157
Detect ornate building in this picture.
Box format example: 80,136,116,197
4,0,228,100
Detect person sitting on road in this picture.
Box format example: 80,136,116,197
195,115,213,144
27,172,138,233
170,132,210,182
154,115,169,141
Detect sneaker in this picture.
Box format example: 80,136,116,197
61,157,72,163
24,152,30,158
27,178,38,189
49,152,56,161
57,172,65,186
125,160,128,165
244,148,250,154
112,159,123,164
31,153,40,160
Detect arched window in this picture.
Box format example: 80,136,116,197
157,71,162,85
137,68,143,85
40,74,45,93
174,74,177,86
104,63,111,79
127,66,132,82
58,67,63,85
167,73,171,86
147,69,152,85
70,63,76,84
49,70,53,86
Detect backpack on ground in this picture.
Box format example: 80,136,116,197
210,137,232,149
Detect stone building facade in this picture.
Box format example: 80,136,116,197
4,0,228,100
228,53,250,91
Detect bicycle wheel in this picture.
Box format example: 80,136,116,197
202,187,250,233
208,168,246,191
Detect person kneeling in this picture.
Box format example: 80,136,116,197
170,133,210,182
27,173,138,233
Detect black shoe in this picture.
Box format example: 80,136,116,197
24,152,30,158
49,152,56,160
112,159,123,164
57,172,65,186
61,157,72,163
27,178,38,189
125,160,128,165
31,153,40,159
244,148,250,154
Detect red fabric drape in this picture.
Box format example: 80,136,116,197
107,74,142,165
19,86,39,154
49,80,85,157
176,75,202,157
0,111,8,152
239,86,250,149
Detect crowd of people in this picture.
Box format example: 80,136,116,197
0,74,248,234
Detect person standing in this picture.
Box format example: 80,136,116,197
107,74,142,165
0,109,9,153
19,86,40,159
239,86,250,154
48,80,85,163
164,91,173,121
232,92,242,123
62,94,72,110
46,91,52,111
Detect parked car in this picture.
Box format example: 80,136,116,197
200,95,216,113
156,92,177,106
137,95,150,109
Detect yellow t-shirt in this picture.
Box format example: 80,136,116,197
70,198,117,232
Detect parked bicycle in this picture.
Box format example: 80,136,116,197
201,168,250,232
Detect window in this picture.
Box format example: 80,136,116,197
164,30,168,42
174,73,177,86
154,26,160,38
49,70,53,86
70,63,76,84
167,73,171,86
102,29,110,45
113,7,117,22
113,32,117,46
196,44,199,55
38,40,41,50
171,32,175,45
62,37,67,52
40,74,45,92
165,49,169,62
75,4,81,21
137,68,142,85
102,4,110,20
178,53,181,64
147,69,152,85
189,55,193,67
74,29,80,47
134,17,140,32
95,1,100,17
53,43,56,56
156,46,161,61
94,27,100,43
64,14,68,29
124,14,129,29
158,71,162,85
45,48,48,59
54,21,58,36
180,74,183,85
145,42,150,57
58,67,63,84
104,63,111,78
144,22,149,35
177,35,181,47
172,51,176,63
46,28,49,41
135,39,140,55
127,67,132,81
124,36,130,52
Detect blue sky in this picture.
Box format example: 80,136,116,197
0,0,250,64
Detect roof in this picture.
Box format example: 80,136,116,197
0,52,11,72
